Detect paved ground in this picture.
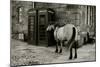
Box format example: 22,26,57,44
11,39,96,66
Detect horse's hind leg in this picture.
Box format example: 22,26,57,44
69,47,73,59
74,47,77,59
69,41,74,60
59,41,63,53
55,41,59,53
74,42,77,59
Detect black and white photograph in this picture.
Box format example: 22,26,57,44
10,0,96,66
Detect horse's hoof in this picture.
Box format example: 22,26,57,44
74,56,77,59
69,56,72,60
59,49,62,53
55,49,58,53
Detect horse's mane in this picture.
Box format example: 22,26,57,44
54,23,65,28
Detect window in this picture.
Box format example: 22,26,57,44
18,7,23,23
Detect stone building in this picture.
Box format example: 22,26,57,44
34,2,96,33
33,2,96,45
11,1,96,44
11,1,33,39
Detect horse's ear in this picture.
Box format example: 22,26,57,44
46,27,48,31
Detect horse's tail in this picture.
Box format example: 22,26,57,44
67,27,76,49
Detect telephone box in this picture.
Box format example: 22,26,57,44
28,8,55,46
28,9,38,44
38,8,55,46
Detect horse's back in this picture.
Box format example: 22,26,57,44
54,24,75,41
54,24,79,42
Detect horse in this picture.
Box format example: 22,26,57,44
46,23,79,59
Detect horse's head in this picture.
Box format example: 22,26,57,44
46,23,61,32
46,24,55,32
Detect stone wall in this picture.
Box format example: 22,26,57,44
11,1,96,40
11,1,33,34
11,1,33,39
34,2,96,33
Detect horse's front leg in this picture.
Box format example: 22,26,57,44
59,41,63,53
55,41,59,53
